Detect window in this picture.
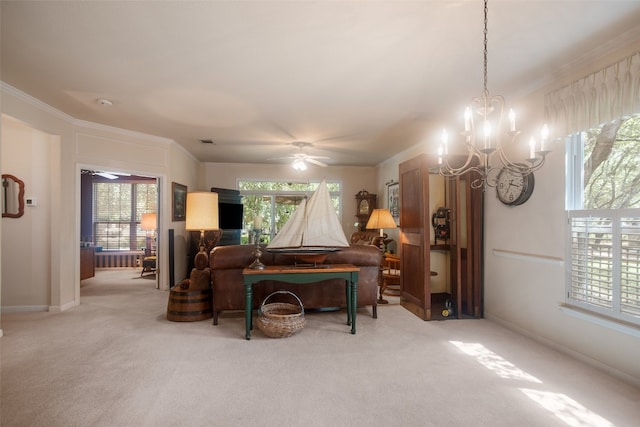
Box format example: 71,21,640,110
93,180,157,251
566,114,640,325
238,180,342,244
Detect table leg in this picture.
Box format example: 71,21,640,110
345,281,352,326
351,277,357,335
245,281,252,340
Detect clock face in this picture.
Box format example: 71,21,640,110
359,199,370,214
496,167,535,206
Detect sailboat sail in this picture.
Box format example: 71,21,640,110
267,198,307,248
267,179,349,250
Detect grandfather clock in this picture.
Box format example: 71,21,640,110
355,190,376,231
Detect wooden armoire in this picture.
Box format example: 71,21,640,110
399,154,483,320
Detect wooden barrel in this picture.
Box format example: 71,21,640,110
167,287,213,322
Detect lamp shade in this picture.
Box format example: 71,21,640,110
185,192,219,231
140,213,157,231
365,209,397,230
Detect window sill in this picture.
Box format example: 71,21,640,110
559,304,640,338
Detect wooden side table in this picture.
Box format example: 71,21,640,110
242,264,360,340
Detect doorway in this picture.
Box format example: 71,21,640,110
80,169,159,289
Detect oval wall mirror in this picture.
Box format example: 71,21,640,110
2,174,25,218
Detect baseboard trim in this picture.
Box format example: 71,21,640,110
1,305,49,313
485,312,640,389
49,300,78,313
1,300,77,315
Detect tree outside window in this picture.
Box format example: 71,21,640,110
582,114,640,209
568,113,640,324
239,180,342,244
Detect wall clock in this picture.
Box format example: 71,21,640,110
496,167,535,206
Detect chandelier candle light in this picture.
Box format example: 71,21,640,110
438,0,550,189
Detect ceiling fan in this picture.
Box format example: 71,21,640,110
269,142,330,169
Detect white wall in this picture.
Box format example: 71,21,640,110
168,143,202,282
1,83,199,317
1,86,76,313
482,43,640,385
1,117,55,309
372,45,640,385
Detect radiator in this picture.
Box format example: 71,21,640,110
95,252,142,268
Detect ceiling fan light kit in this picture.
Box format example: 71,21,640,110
266,141,330,169
292,158,308,171
437,0,551,197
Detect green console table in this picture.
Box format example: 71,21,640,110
242,264,360,340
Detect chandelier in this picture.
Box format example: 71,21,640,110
438,0,550,189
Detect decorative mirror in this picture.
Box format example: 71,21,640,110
2,174,25,218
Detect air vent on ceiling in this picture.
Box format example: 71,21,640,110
200,139,214,144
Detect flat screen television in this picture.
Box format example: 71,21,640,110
219,202,244,230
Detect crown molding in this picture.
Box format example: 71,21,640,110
515,24,640,97
1,80,181,149
551,24,640,84
1,81,75,123
73,119,174,146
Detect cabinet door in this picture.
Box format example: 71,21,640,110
459,173,484,318
80,246,95,280
399,154,432,320
399,155,484,320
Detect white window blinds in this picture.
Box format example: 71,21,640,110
568,210,640,324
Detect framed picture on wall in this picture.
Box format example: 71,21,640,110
387,181,399,225
172,182,187,221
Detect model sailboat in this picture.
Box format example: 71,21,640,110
267,179,349,261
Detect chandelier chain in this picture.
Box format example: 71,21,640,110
483,0,488,94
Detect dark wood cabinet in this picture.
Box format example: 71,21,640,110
398,154,483,320
80,246,95,280
399,156,432,319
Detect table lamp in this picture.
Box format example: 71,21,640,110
365,208,397,251
186,192,219,269
140,212,157,255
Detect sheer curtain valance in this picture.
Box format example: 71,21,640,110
544,51,640,137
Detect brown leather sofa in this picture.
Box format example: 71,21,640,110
209,244,383,325
349,230,382,245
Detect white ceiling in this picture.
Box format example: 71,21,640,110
2,1,640,167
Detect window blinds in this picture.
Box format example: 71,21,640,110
568,210,640,322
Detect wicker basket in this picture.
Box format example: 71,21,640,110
257,291,305,338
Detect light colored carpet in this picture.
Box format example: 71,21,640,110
1,268,639,427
